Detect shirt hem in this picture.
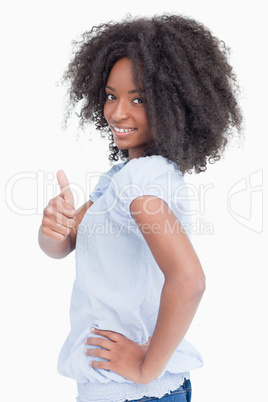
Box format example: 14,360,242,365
76,372,190,402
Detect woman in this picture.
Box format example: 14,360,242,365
39,14,242,401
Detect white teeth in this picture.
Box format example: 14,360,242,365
112,125,135,133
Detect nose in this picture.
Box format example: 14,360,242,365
111,100,130,121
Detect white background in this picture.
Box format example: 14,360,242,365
1,0,267,401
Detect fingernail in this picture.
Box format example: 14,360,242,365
90,327,95,333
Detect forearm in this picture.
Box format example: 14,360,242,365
38,226,74,259
141,276,205,382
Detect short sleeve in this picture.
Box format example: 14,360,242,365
89,163,125,203
105,155,192,232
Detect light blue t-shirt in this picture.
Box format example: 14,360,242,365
58,155,203,401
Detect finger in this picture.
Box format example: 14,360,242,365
85,348,110,360
43,210,75,231
43,220,71,237
84,337,112,350
40,226,69,242
47,196,75,218
90,360,111,370
56,214,76,229
57,170,74,207
91,328,121,342
51,230,69,241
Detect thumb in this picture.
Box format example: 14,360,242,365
56,170,74,207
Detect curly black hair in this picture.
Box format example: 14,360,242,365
63,14,243,174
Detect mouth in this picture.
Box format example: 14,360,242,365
111,124,137,137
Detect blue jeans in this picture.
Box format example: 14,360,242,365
125,379,192,402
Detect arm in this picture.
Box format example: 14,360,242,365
133,196,206,382
85,195,205,384
38,170,93,259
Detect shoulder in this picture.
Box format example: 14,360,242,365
109,155,187,208
124,155,180,173
114,155,183,185
104,156,191,233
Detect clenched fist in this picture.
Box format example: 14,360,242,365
40,170,76,242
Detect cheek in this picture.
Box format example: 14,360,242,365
139,112,149,131
133,107,146,125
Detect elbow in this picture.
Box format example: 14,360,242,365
165,270,206,300
189,271,206,300
195,272,206,298
179,271,206,301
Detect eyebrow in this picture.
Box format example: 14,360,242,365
105,85,145,94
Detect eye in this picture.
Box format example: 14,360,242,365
106,94,116,101
133,98,143,104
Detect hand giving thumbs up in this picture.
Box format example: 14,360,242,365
40,170,76,242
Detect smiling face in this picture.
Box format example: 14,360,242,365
104,57,152,160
